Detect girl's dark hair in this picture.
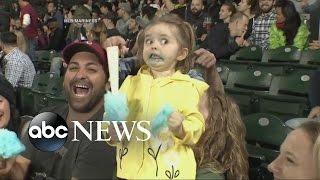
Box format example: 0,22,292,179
275,0,301,45
193,66,249,179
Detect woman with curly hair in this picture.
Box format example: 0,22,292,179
194,65,249,179
269,0,310,49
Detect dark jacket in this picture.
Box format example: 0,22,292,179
0,9,10,32
46,27,65,51
202,23,240,59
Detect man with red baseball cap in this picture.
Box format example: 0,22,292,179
9,41,116,179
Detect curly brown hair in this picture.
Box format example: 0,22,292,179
194,66,249,179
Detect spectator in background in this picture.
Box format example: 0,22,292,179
44,1,64,29
92,5,102,19
44,17,65,51
36,26,49,50
185,0,207,44
237,0,257,40
301,0,320,41
18,0,39,62
0,9,10,33
101,12,121,38
269,0,309,50
202,12,248,59
66,6,91,43
268,121,319,179
219,2,236,24
207,0,221,25
248,0,276,49
87,20,108,43
0,31,35,88
127,14,140,49
100,1,113,16
116,2,132,37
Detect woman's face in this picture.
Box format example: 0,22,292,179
276,7,286,23
268,129,317,179
0,95,11,129
219,5,232,21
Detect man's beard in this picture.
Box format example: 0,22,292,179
191,9,202,16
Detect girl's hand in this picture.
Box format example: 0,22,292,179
167,112,185,139
0,157,16,176
108,123,124,142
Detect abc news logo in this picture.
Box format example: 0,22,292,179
28,112,151,152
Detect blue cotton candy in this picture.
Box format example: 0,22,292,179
104,91,129,122
151,105,174,136
0,129,25,159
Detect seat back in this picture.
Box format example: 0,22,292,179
230,45,263,62
227,71,273,92
266,46,302,63
244,113,290,146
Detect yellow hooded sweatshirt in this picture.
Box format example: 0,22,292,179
113,66,209,179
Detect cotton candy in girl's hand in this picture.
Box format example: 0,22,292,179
104,91,129,122
0,129,25,159
151,105,174,136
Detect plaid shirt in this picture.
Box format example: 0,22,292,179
249,10,276,50
3,47,36,88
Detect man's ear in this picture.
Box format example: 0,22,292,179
176,48,189,61
105,81,111,91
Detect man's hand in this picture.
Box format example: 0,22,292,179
103,36,129,57
193,48,216,68
308,106,320,119
309,40,320,50
167,112,185,139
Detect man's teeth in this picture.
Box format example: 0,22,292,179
75,84,89,88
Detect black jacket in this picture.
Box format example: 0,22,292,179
202,23,240,59
0,10,10,32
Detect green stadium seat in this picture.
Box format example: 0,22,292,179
225,71,273,115
35,50,55,73
17,87,35,116
257,71,313,119
251,62,285,75
216,65,230,85
230,45,263,62
264,46,302,63
45,76,67,107
301,49,320,65
244,112,290,149
218,60,251,72
32,73,52,113
244,113,291,167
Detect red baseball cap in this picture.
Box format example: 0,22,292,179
62,41,108,71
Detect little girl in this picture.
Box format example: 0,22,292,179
107,14,209,179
